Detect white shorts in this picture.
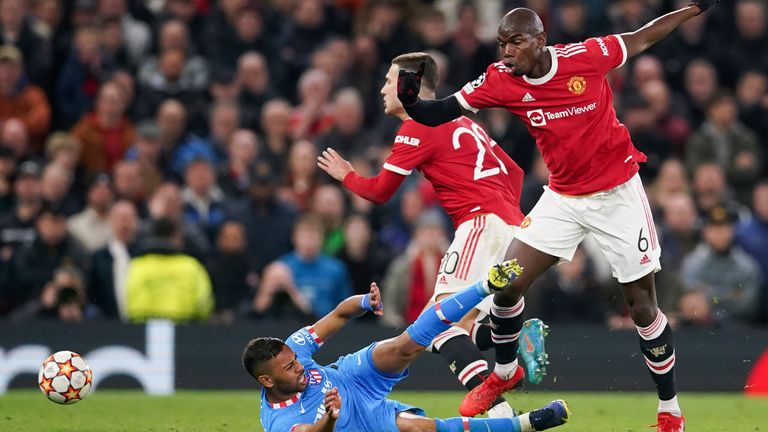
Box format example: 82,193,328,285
515,173,661,283
431,213,518,314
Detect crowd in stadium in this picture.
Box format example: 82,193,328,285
0,0,766,327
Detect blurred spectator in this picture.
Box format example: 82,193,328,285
136,19,209,118
735,70,768,154
155,98,214,176
444,1,496,91
45,132,84,195
205,101,239,161
378,186,426,254
236,51,280,133
691,163,747,219
11,265,89,322
655,192,700,313
0,0,51,87
71,81,136,179
260,98,293,176
415,8,453,55
529,247,611,324
311,38,353,90
12,204,88,305
182,158,226,241
316,87,380,158
98,17,133,71
659,193,701,273
648,158,689,211
206,221,256,323
205,3,275,82
520,151,549,214
158,0,207,54
97,0,151,66
40,162,79,216
622,96,670,180
720,0,768,87
125,122,165,197
639,79,691,154
0,117,30,162
276,0,331,98
144,181,210,259
290,68,335,140
112,160,146,214
254,214,352,319
309,184,346,256
381,209,447,327
67,173,113,252
88,200,138,319
680,205,762,325
0,160,41,309
549,0,590,44
126,217,213,323
652,0,720,89
228,161,297,274
359,0,417,70
682,58,719,127
0,45,50,153
56,26,115,128
348,34,383,128
279,139,320,211
686,91,761,204
338,213,391,296
218,128,258,200
735,181,768,322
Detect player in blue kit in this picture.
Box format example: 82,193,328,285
243,261,570,432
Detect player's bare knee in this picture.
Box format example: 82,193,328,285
629,303,656,326
394,333,424,360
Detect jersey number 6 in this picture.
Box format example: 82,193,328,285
451,123,508,181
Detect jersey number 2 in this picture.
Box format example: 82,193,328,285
451,123,508,181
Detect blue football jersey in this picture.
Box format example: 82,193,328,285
259,327,423,432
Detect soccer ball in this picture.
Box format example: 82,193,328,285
38,351,93,404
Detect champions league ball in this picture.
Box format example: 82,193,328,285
38,351,93,404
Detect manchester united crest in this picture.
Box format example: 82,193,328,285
521,216,532,228
567,76,587,95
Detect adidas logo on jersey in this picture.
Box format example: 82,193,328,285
522,92,536,102
438,275,447,285
639,254,651,265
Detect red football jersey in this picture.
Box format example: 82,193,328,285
455,34,647,196
383,117,524,228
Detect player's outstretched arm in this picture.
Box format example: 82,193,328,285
620,1,717,58
318,148,405,204
311,282,384,342
290,388,342,432
397,65,464,127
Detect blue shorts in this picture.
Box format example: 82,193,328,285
331,343,425,431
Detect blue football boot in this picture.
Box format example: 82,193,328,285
528,399,571,430
518,318,549,385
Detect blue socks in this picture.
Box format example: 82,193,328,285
435,416,522,432
407,280,489,347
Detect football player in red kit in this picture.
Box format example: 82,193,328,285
318,52,548,418
396,1,720,431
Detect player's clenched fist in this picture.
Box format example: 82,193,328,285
324,388,341,420
367,282,384,316
397,62,425,107
688,0,718,14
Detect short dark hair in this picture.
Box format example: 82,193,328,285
392,52,439,91
151,217,178,239
242,337,286,379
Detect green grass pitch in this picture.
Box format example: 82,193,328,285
1,390,764,431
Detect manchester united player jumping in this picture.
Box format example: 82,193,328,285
396,1,720,431
318,52,548,418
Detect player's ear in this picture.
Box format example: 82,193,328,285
536,31,547,49
257,374,273,388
